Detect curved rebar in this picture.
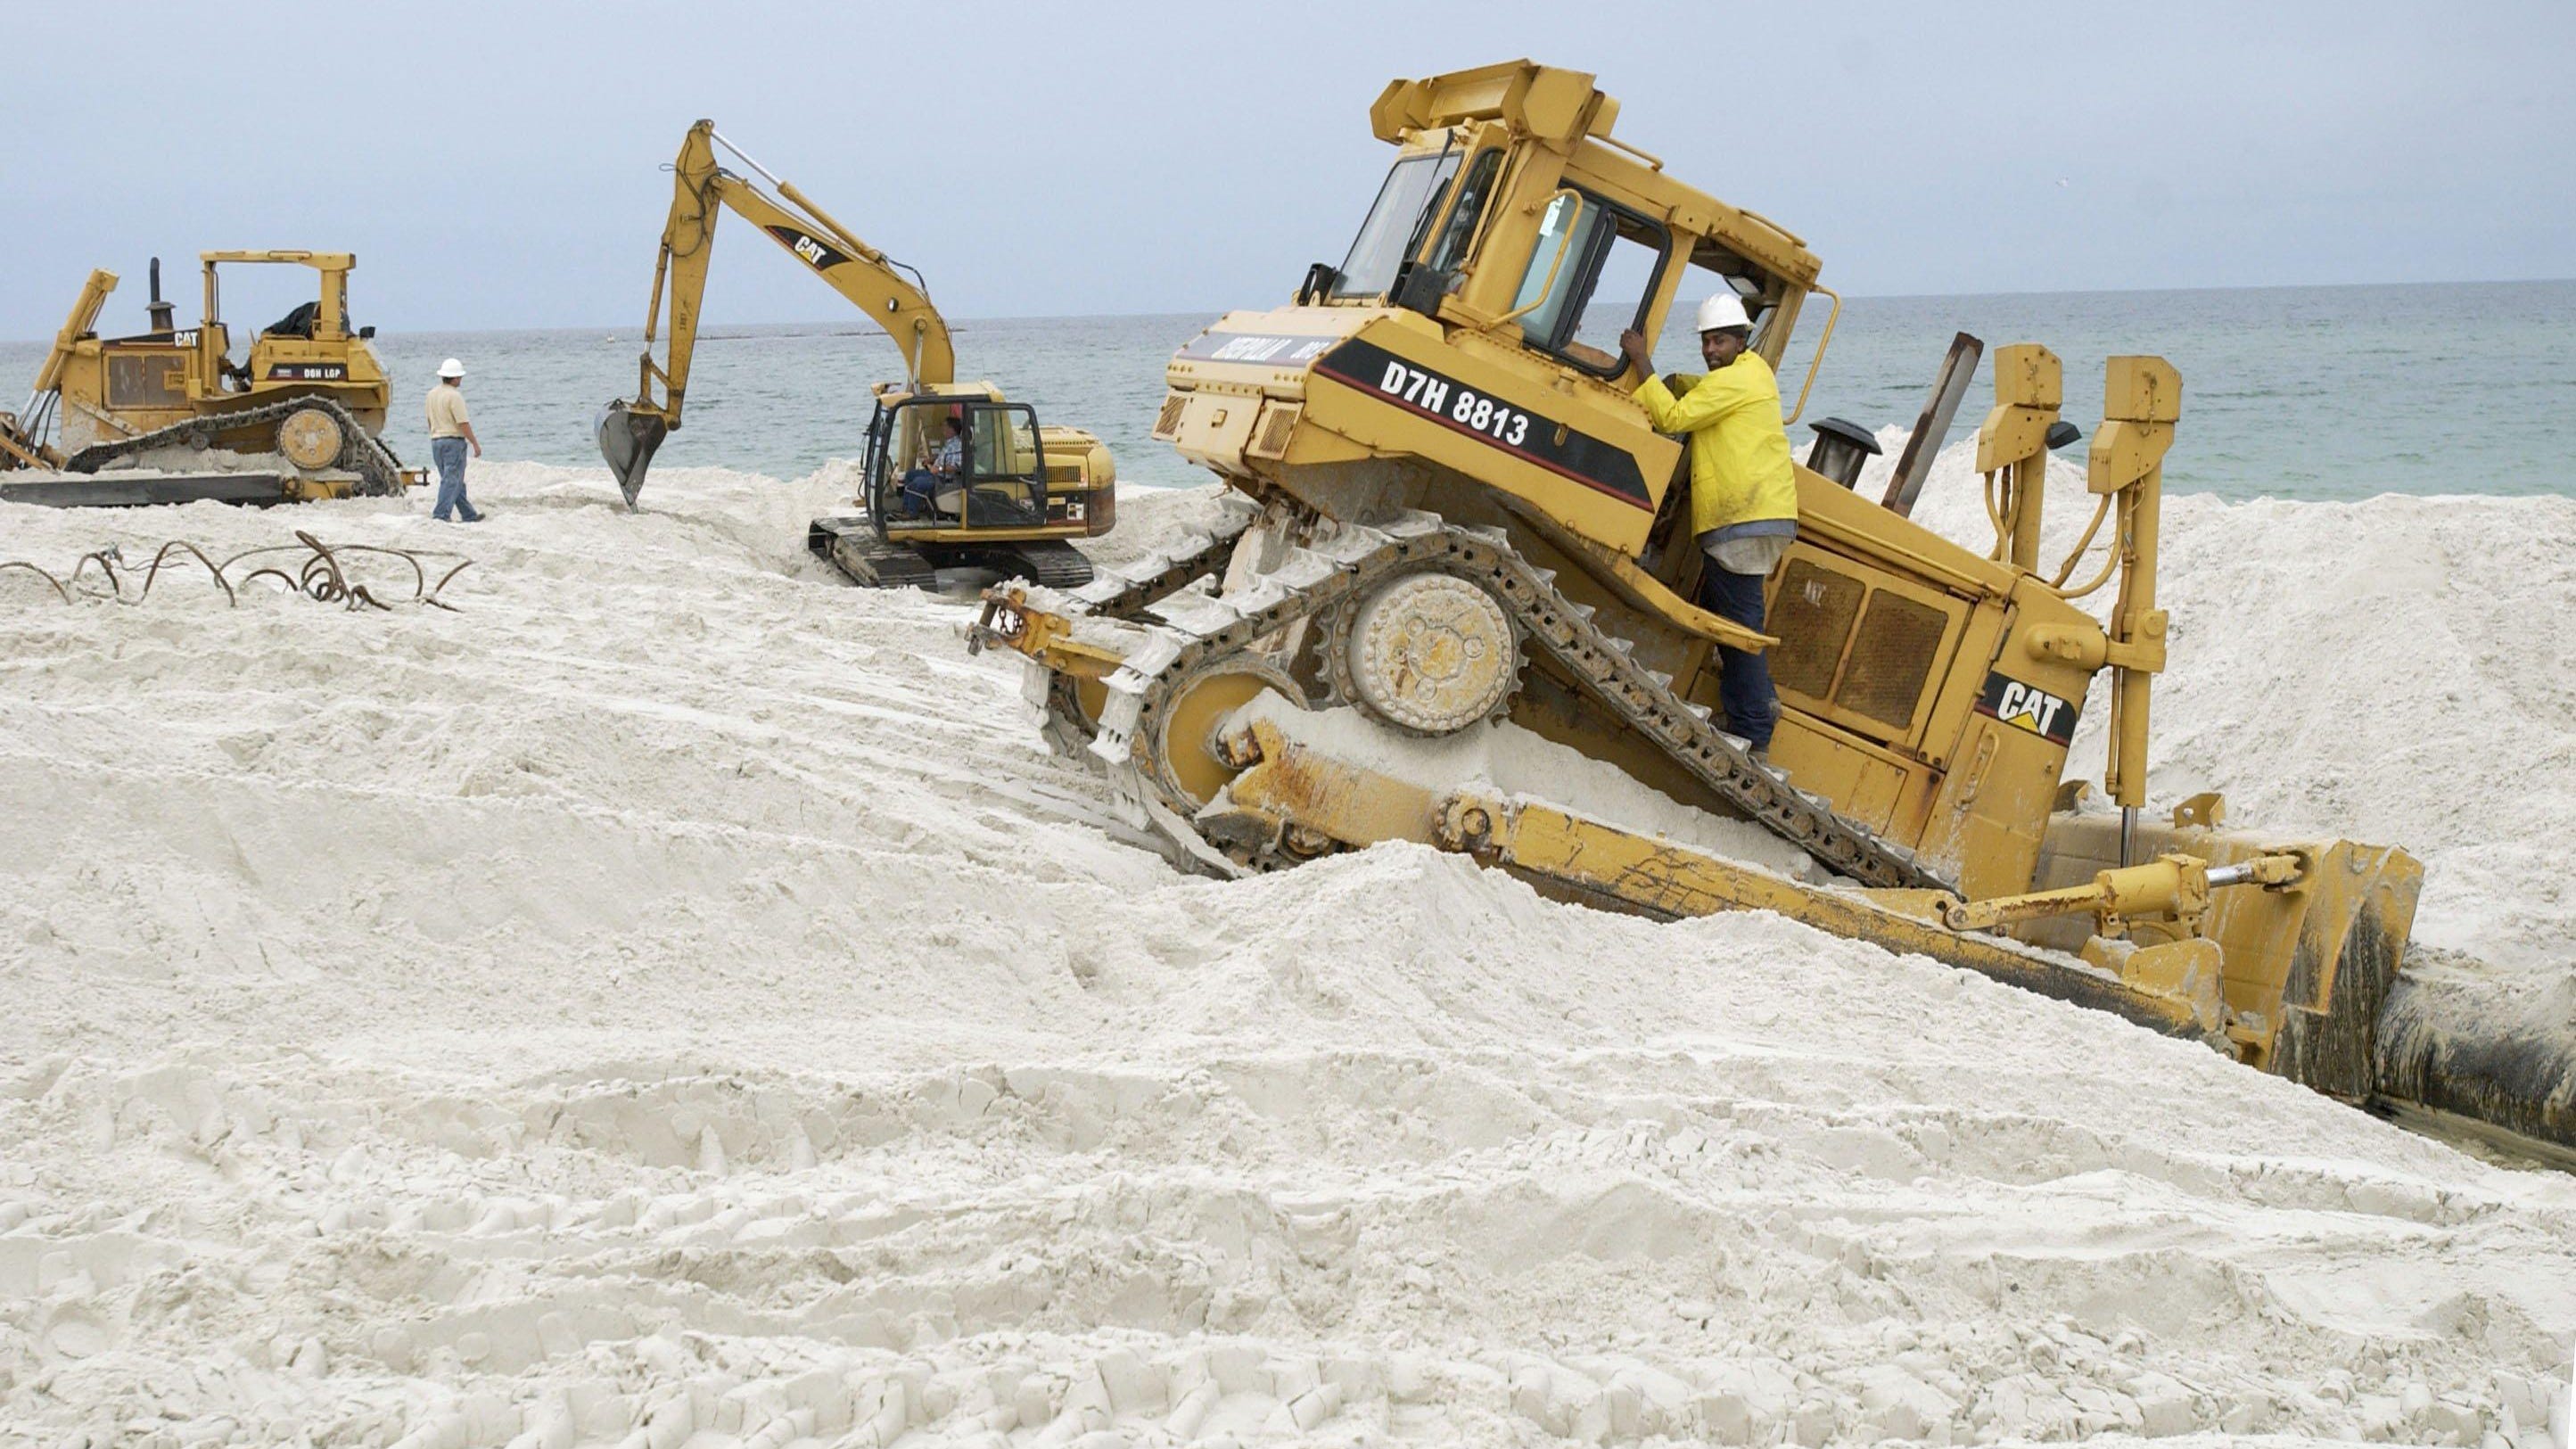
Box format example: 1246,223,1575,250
4,533,470,612
425,558,473,609
69,549,121,599
136,540,236,606
0,560,70,604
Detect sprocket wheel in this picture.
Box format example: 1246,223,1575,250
275,406,347,473
1324,570,1521,736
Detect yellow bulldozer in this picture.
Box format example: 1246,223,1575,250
0,251,421,506
600,120,1115,589
974,62,2567,1161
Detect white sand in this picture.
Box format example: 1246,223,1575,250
3,456,2572,1446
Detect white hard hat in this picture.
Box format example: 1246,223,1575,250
437,358,465,378
1695,294,1752,333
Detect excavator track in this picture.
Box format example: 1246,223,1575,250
806,518,940,590
62,394,408,498
1018,499,1953,892
955,538,1095,589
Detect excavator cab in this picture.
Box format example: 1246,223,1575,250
800,381,1102,589
860,391,1050,531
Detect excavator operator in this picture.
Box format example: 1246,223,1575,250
901,414,967,515
1619,293,1798,757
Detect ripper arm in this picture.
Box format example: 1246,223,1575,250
1,269,118,469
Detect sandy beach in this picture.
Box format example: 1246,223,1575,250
2,443,2572,1446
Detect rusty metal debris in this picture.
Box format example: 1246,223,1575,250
0,531,471,611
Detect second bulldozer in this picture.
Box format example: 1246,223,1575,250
1,252,419,506
976,61,2571,1163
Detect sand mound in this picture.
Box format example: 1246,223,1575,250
2,458,2572,1446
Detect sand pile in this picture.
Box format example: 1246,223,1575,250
2,457,2572,1447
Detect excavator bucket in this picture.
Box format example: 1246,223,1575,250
597,400,669,509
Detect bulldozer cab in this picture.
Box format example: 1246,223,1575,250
202,251,370,393
1314,83,1818,382
861,389,1050,535
98,251,370,406
1295,63,1831,607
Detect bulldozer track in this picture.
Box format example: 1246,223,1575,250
1061,496,1262,621
62,395,409,498
1021,498,1952,891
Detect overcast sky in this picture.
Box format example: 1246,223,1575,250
4,0,2568,340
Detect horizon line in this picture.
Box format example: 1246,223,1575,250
3,273,2569,348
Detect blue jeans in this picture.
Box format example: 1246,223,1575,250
431,437,479,521
1698,564,1778,750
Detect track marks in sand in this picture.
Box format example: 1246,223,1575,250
6,1042,2564,1445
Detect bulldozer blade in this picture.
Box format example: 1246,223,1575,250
2373,960,2576,1165
597,400,669,510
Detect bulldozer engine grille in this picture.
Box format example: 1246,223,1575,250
1249,404,1302,459
1152,392,1188,440
1768,560,1865,699
108,354,187,409
1834,590,1947,729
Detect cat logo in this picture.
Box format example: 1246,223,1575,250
765,225,848,271
1974,671,2080,746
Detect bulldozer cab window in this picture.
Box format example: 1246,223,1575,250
1510,192,1669,376
1332,150,1461,301
1422,150,1505,274
884,403,965,474
1687,244,1782,354
869,399,1044,529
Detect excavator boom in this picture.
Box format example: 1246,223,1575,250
603,119,955,507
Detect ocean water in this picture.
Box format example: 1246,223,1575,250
5,280,2568,501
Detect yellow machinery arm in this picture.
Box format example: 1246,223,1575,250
2,269,117,470
36,269,118,398
599,119,957,507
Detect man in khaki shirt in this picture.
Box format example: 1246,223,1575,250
424,358,484,523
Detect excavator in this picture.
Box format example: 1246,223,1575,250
1,251,420,506
599,120,1115,589
973,62,2572,1163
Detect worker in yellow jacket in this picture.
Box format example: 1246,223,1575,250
1619,293,1798,755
